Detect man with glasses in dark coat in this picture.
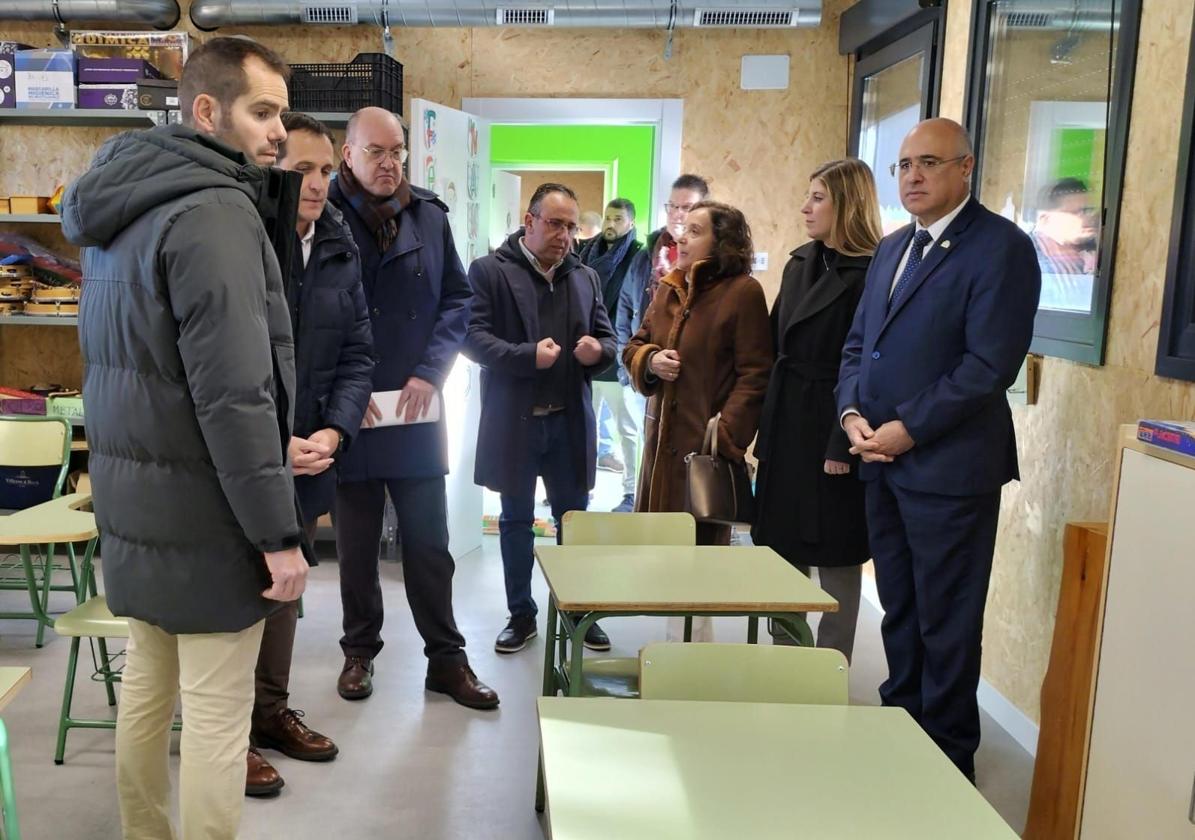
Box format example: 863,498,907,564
465,183,617,655
329,106,497,711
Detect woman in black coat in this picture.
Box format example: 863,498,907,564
752,158,883,662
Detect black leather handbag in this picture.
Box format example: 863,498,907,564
684,414,756,526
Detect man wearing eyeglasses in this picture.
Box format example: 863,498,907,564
836,119,1041,783
465,183,617,655
327,106,498,711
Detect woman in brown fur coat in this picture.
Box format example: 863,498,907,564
623,200,774,554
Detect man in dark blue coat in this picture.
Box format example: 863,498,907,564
245,112,374,797
836,119,1041,782
329,106,497,710
465,184,617,654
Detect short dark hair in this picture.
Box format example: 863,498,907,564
528,183,578,216
671,173,710,198
607,198,636,220
1040,177,1089,211
179,37,291,126
690,200,753,279
278,112,336,161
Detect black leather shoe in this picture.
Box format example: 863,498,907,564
426,662,500,710
583,621,611,651
495,615,537,653
337,656,374,700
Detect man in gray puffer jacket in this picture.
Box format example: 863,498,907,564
61,37,307,840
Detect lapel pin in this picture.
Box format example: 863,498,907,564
941,239,951,249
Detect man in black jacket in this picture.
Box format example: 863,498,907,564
578,198,644,512
61,38,306,839
244,112,374,797
465,183,617,654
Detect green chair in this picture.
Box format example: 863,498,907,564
558,511,697,699
0,666,31,840
0,416,80,646
53,588,125,764
638,642,849,705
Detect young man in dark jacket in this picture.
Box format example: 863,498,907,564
465,183,617,654
61,38,307,839
329,106,498,710
578,198,644,512
244,112,374,797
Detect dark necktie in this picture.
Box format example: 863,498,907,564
889,229,934,310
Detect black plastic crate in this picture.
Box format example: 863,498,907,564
288,53,403,115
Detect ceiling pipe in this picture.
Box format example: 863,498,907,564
0,0,181,30
190,1,821,31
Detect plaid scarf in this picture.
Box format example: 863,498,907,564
336,161,410,253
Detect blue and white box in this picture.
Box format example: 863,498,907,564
15,49,76,109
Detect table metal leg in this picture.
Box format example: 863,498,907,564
536,599,560,814
747,616,759,644
567,614,598,698
0,718,19,840
19,546,53,648
683,616,693,642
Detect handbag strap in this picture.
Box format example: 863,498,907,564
702,413,722,458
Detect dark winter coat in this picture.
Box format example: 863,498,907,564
61,125,303,634
752,241,871,568
623,262,773,517
579,229,643,381
329,177,470,481
615,227,668,384
465,230,617,496
290,203,374,521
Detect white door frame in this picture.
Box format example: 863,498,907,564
461,97,683,230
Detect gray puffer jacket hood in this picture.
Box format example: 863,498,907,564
63,125,302,635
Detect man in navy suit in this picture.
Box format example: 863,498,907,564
836,119,1041,780
329,107,497,710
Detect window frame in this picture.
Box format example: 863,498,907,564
963,0,1142,365
849,13,944,161
1155,22,1195,381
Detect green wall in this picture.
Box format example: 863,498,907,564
490,123,656,242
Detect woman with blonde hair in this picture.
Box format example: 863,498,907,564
751,158,882,661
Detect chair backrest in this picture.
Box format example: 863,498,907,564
561,511,696,546
0,416,72,509
638,642,849,705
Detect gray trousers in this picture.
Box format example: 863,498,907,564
772,564,862,663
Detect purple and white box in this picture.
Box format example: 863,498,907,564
77,57,162,85
0,42,34,109
77,83,138,110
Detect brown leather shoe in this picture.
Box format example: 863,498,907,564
246,748,284,798
252,708,339,762
425,663,499,710
338,656,373,700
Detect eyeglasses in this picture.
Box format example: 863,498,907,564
532,213,579,236
359,145,409,165
664,202,696,214
889,154,969,178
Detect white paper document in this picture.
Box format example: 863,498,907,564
369,389,441,427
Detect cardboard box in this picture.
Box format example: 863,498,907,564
136,78,179,110
9,196,50,214
69,31,189,81
78,57,162,85
0,42,35,108
15,49,75,109
47,395,84,420
77,83,138,110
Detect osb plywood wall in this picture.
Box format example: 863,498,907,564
937,1,1195,723
0,0,853,391
513,170,608,223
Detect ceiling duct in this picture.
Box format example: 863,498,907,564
190,1,821,30
0,0,181,30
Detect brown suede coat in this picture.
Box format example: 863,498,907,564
623,262,774,516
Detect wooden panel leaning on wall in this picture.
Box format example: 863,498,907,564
1023,521,1108,840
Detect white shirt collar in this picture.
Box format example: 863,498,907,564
518,236,563,282
299,222,316,268
916,194,971,242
